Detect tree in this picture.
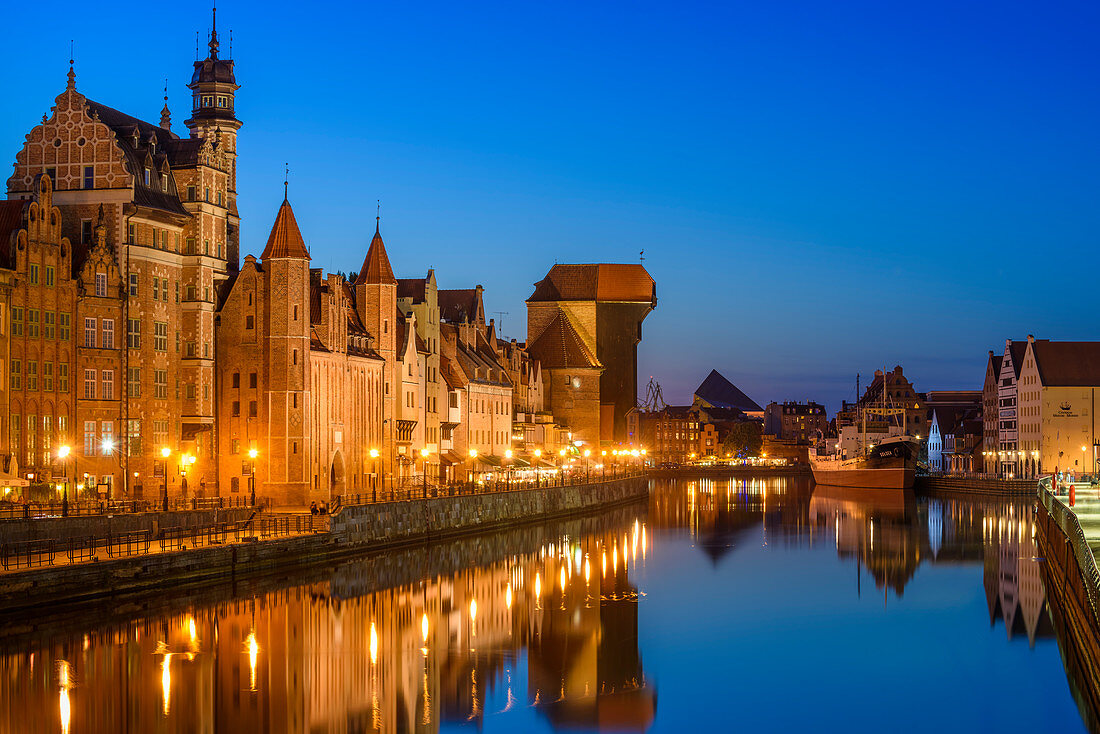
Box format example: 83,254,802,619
722,421,763,458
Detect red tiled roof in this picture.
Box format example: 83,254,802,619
397,277,427,301
1032,341,1100,386
438,288,482,324
260,199,310,260
354,222,396,285
526,309,601,369
527,263,655,303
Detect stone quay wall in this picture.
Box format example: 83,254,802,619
915,476,1037,496
0,477,647,613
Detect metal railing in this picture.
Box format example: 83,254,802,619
1038,476,1100,627
331,470,646,510
0,495,263,520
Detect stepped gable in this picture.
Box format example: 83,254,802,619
526,309,600,369
694,369,762,413
260,198,310,260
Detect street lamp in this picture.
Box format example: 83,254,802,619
583,448,591,482
160,447,171,511
248,448,259,506
57,445,71,517
468,448,478,493
369,448,380,501
534,448,542,488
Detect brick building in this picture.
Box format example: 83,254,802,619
763,401,827,444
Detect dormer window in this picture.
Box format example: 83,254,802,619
160,173,169,190
144,168,151,186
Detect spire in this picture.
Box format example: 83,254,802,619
283,162,289,202
208,3,220,60
354,210,396,286
260,198,310,261
66,40,76,90
160,78,172,130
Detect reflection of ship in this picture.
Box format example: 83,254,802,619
809,435,918,490
809,483,922,596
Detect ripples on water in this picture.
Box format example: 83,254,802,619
0,478,1089,733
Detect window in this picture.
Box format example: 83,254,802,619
217,96,227,108
231,400,240,416
245,314,254,329
128,367,140,397
160,173,169,190
204,187,210,202
84,318,96,348
101,370,114,400
102,319,114,349
127,319,140,348
11,308,21,336
26,361,37,392
84,369,96,399
29,263,38,285
217,191,223,206
59,312,70,340
128,420,141,456
153,322,168,351
58,364,68,392
144,168,151,186
153,370,168,399
43,362,52,392
186,341,197,357
101,422,113,455
185,237,196,255
83,165,94,189
127,224,135,244
187,186,196,201
152,278,159,301
129,274,138,296
231,440,239,455
44,311,54,339
162,278,169,302
232,372,240,388
292,349,298,365
202,95,213,107
45,266,54,287
248,401,257,417
84,421,96,456
185,383,196,400
186,284,197,301
27,310,39,338
175,282,179,303
249,372,257,389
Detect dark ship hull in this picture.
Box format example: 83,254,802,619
809,437,918,490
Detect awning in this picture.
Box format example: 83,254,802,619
534,459,556,469
474,454,502,467
510,457,531,467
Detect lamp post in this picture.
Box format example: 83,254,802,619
369,448,380,502
534,448,542,488
420,448,430,499
248,448,259,507
468,449,478,493
558,448,566,486
57,445,71,517
504,449,513,488
583,449,591,483
160,447,171,511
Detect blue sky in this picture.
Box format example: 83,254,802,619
3,0,1098,411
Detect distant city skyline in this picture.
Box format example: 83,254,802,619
4,0,1097,414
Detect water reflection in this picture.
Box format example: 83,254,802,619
0,480,1081,732
0,505,652,733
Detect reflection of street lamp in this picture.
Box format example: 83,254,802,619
57,445,71,517
420,447,430,498
369,448,380,501
248,448,259,506
161,447,171,511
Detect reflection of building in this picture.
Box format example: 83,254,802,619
0,513,651,734
982,503,1053,646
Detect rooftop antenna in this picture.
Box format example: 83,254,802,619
639,249,645,263
492,311,509,334
229,29,233,59
283,162,289,201
196,31,200,61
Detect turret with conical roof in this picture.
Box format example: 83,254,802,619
354,215,397,481
260,196,311,503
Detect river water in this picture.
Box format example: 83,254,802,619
0,477,1088,733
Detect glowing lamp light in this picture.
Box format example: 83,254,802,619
57,445,71,459
369,448,379,459
583,449,591,457
161,447,171,458
101,439,114,453
248,448,258,460
558,448,566,457
469,449,478,459
420,448,430,458
533,449,542,458
505,449,513,459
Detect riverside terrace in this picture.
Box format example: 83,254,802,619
0,472,647,611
